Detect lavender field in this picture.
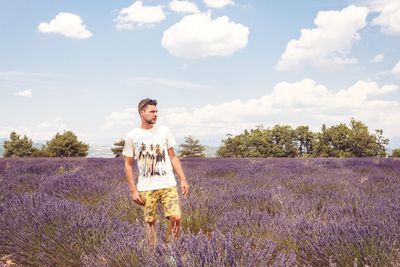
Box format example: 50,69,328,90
1,157,400,266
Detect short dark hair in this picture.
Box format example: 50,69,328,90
138,98,157,114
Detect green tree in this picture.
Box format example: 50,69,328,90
217,125,297,158
3,131,38,157
217,126,272,157
314,123,353,157
295,125,315,157
373,129,389,157
313,119,388,157
179,135,205,158
217,133,242,157
41,130,89,157
348,118,388,157
34,147,52,157
244,126,274,157
270,125,298,157
390,148,400,157
111,139,125,158
218,119,389,158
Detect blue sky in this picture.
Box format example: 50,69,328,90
1,0,400,147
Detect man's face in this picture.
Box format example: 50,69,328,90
140,105,157,124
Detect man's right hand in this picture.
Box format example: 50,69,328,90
130,191,145,206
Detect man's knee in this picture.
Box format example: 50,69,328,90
147,220,157,226
168,215,181,223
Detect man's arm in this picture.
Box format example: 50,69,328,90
168,147,189,197
124,156,144,206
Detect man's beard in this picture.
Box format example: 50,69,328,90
145,118,156,124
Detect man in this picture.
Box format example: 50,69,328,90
122,98,189,246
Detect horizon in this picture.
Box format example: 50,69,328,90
1,0,399,149
1,119,399,149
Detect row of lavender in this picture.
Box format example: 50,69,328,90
0,157,399,266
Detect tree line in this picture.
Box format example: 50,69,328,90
1,131,206,158
2,131,89,157
2,119,400,158
217,119,398,158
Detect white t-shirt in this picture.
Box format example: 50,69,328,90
122,125,177,191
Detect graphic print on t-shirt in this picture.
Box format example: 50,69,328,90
138,143,167,177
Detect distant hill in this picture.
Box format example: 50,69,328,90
171,145,218,158
88,145,114,158
204,145,218,158
0,138,4,156
33,142,44,149
389,136,400,149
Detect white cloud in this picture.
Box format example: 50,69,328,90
372,52,384,62
107,79,399,142
37,116,68,129
162,13,249,59
203,0,234,9
0,124,83,143
115,1,166,30
392,60,400,78
0,126,26,138
276,5,369,71
371,0,400,35
38,12,92,39
14,90,32,97
101,108,138,129
273,80,398,108
170,0,199,13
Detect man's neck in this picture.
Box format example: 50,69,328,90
140,123,155,130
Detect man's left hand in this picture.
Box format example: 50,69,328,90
181,180,189,197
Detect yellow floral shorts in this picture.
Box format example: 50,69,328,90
139,186,181,222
